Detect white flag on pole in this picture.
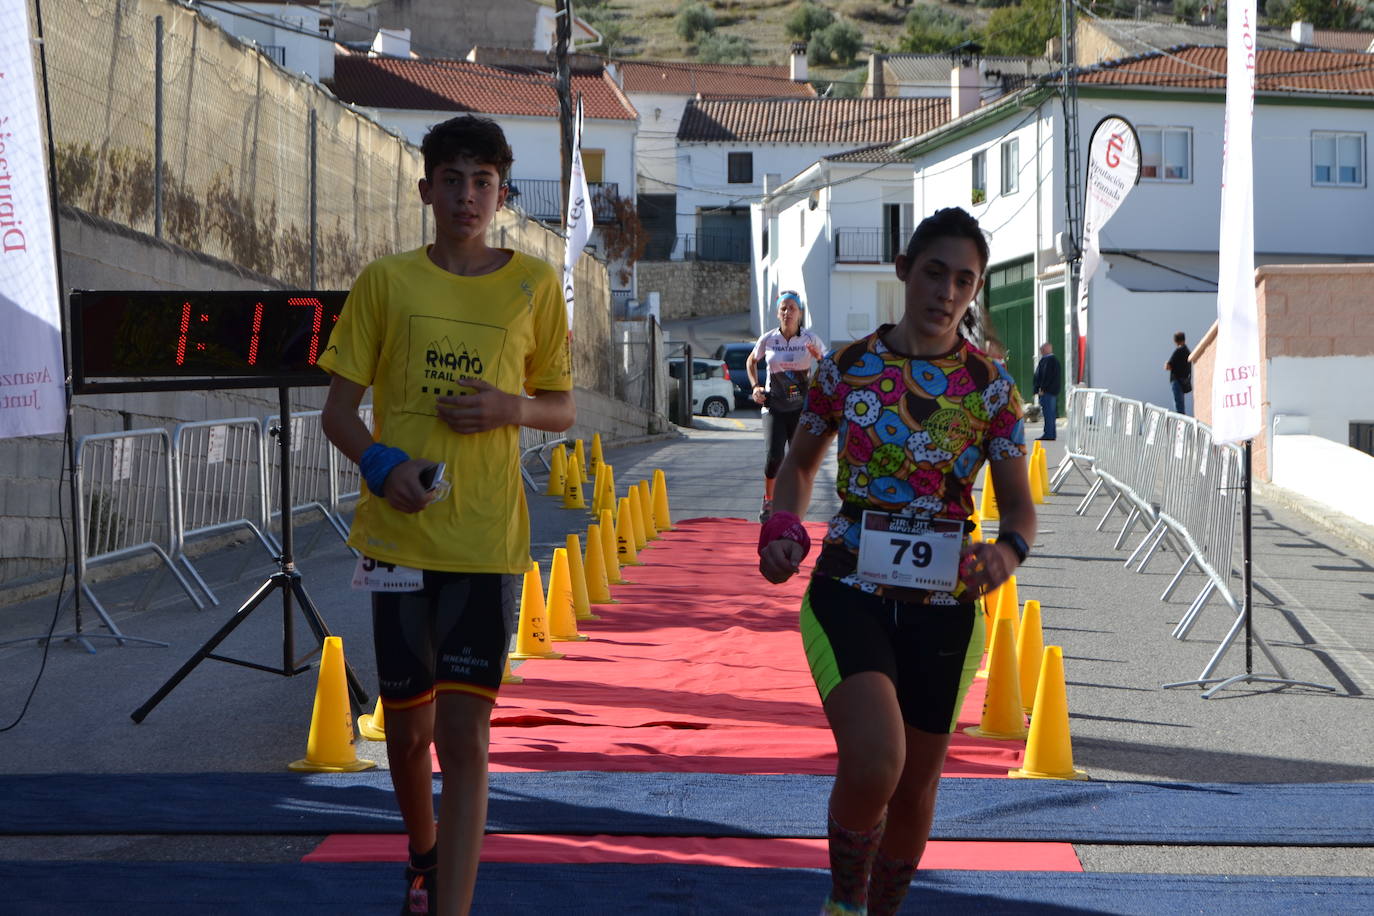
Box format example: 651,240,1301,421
1212,0,1263,444
1075,116,1141,383
0,0,66,438
562,97,594,332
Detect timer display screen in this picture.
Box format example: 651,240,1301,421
73,290,348,391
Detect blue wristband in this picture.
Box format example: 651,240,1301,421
359,443,409,498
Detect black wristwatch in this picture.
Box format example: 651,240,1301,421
997,531,1030,564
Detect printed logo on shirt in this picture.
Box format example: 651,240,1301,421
405,316,508,414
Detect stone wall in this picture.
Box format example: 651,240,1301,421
637,261,751,320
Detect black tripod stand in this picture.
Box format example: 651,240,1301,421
132,386,369,722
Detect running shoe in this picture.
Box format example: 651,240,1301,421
820,898,866,915
402,863,435,915
759,498,773,522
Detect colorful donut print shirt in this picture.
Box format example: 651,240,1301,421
799,326,1026,604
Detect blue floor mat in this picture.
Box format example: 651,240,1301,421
3,772,1373,845
2,861,1372,915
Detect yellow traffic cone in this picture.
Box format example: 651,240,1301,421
584,523,615,603
546,548,588,642
566,533,598,620
599,508,626,583
652,469,673,531
1028,455,1045,504
563,453,586,509
591,462,607,516
617,496,643,565
547,444,567,497
977,579,1019,679
357,697,386,741
1010,646,1089,780
1037,448,1050,498
634,480,658,542
963,617,1027,740
626,487,648,551
590,433,604,477
510,561,564,660
573,439,591,482
502,658,523,685
1017,599,1045,715
979,465,999,521
289,636,376,772
604,464,619,517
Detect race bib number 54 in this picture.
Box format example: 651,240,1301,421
856,512,963,591
351,556,424,592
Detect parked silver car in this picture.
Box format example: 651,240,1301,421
666,357,734,418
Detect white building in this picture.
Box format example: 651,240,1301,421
194,0,336,82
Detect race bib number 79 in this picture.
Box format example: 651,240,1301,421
856,512,963,591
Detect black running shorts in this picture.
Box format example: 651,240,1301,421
800,574,984,734
371,571,518,708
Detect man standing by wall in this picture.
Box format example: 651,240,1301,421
1165,331,1192,415
1034,341,1061,441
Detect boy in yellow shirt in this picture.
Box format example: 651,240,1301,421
319,115,574,915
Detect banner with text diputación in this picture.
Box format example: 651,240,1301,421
0,0,66,438
1075,115,1141,384
1211,0,1263,445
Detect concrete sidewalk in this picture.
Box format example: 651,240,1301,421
1,413,1372,883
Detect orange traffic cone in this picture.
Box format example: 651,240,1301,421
563,453,586,509
636,480,659,541
616,497,642,566
546,444,567,497
546,548,588,642
502,659,523,685
357,697,386,741
1010,646,1088,780
599,508,626,583
979,465,999,521
589,433,604,477
566,533,598,620
573,438,591,482
584,523,615,603
652,468,673,531
1017,599,1045,715
510,561,564,660
963,617,1027,740
289,636,376,772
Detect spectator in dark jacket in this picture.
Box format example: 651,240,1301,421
1165,331,1192,414
1033,341,1062,441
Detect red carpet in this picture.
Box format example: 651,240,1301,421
484,518,1023,776
304,833,1081,871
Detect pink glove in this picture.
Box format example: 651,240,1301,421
758,511,812,558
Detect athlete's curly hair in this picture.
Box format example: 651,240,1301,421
421,115,514,183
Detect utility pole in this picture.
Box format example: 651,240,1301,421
555,0,574,223
1060,0,1084,383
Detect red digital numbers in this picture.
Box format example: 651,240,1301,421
175,301,217,366
247,301,264,365
288,296,324,365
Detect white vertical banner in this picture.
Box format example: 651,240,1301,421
561,97,593,332
1212,0,1263,444
1075,116,1141,384
0,0,66,438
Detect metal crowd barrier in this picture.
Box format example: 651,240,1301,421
325,403,371,548
72,428,205,621
518,426,569,492
171,418,277,605
1050,387,1107,493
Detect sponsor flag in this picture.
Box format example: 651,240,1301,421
561,96,593,332
1075,116,1141,384
0,0,66,438
1211,0,1262,444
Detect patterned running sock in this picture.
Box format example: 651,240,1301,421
866,851,919,916
402,843,437,916
827,809,885,910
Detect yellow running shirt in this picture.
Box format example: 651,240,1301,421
318,246,571,574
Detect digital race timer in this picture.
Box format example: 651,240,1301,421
72,290,349,393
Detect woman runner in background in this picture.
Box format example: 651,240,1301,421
758,208,1036,916
747,290,825,522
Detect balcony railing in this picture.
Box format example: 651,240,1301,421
506,177,619,223
833,227,906,264
672,232,750,263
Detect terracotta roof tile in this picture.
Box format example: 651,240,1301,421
330,56,637,120
619,61,816,98
1078,46,1374,95
823,143,910,164
1306,29,1374,53
678,97,951,144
